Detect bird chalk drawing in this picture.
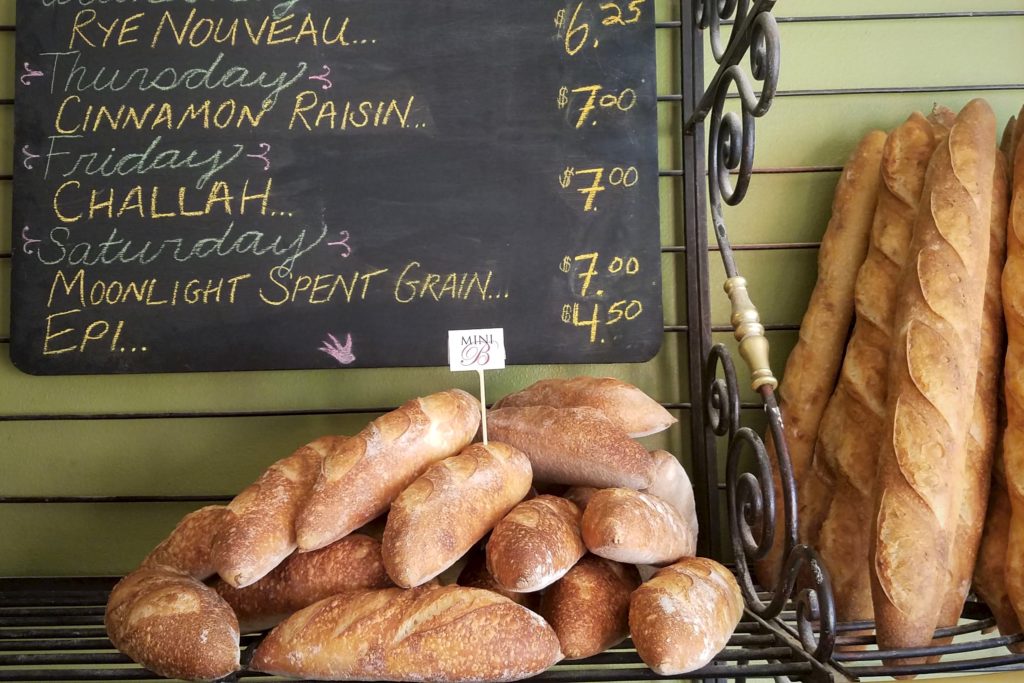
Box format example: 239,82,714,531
320,333,355,365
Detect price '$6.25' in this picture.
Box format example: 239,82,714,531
560,253,644,345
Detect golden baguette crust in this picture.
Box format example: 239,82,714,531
756,130,886,588
213,534,392,632
486,495,586,593
630,557,743,675
487,406,654,489
539,554,640,659
297,390,481,552
383,441,533,588
457,545,541,610
250,585,563,682
1002,105,1024,633
581,488,694,566
140,505,226,580
810,113,939,622
936,149,1009,634
213,437,342,588
642,450,698,556
105,566,240,681
869,99,997,655
493,376,676,437
974,458,1024,649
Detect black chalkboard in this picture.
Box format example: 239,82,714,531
12,0,662,374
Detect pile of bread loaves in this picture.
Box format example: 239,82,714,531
753,97,1024,661
105,377,744,682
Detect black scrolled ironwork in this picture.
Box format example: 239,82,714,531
688,0,839,666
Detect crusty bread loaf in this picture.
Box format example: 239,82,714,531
809,113,939,622
630,557,743,675
213,534,392,632
870,99,996,656
936,147,1009,636
642,450,699,556
493,376,676,437
487,406,654,489
581,488,694,566
297,389,481,552
250,585,563,681
487,495,586,593
105,566,240,681
974,456,1024,650
140,505,226,580
538,554,640,660
213,437,342,587
457,545,541,610
756,130,886,588
1002,105,1024,635
383,441,533,588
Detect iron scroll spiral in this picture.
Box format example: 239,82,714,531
689,0,837,664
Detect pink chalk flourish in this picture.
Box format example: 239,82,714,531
327,230,352,258
20,63,44,86
246,143,271,171
308,65,333,90
22,226,41,255
22,146,40,170
320,333,355,365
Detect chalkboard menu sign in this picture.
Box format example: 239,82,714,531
13,0,661,374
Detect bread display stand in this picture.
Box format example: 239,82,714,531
2,2,1024,682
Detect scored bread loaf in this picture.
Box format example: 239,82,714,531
487,406,654,489
642,450,699,556
213,436,342,588
809,113,940,622
1002,105,1024,633
581,488,694,566
630,557,743,675
493,376,676,437
140,505,226,580
486,495,586,593
457,545,541,610
539,554,640,660
105,566,240,681
755,130,886,588
213,533,392,632
936,147,1009,635
297,389,480,553
869,98,997,656
382,441,533,588
250,585,563,682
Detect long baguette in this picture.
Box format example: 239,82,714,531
755,130,886,587
869,98,996,655
296,389,480,552
935,148,1009,635
1002,106,1024,631
140,505,226,581
250,585,563,681
382,441,533,588
213,437,342,587
213,534,392,632
105,566,240,681
810,113,939,622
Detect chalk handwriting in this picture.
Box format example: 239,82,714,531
308,64,332,90
246,143,271,171
319,333,355,365
22,146,41,170
326,230,351,257
21,63,45,86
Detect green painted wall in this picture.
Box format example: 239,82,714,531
1,0,1022,576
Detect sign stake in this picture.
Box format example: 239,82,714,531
448,328,506,446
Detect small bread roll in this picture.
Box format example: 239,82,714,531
539,555,640,659
582,488,694,565
630,558,743,675
457,545,540,610
488,406,654,489
141,505,226,580
213,534,392,632
641,451,698,556
487,495,586,593
105,566,240,681
383,441,533,588
493,376,676,437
